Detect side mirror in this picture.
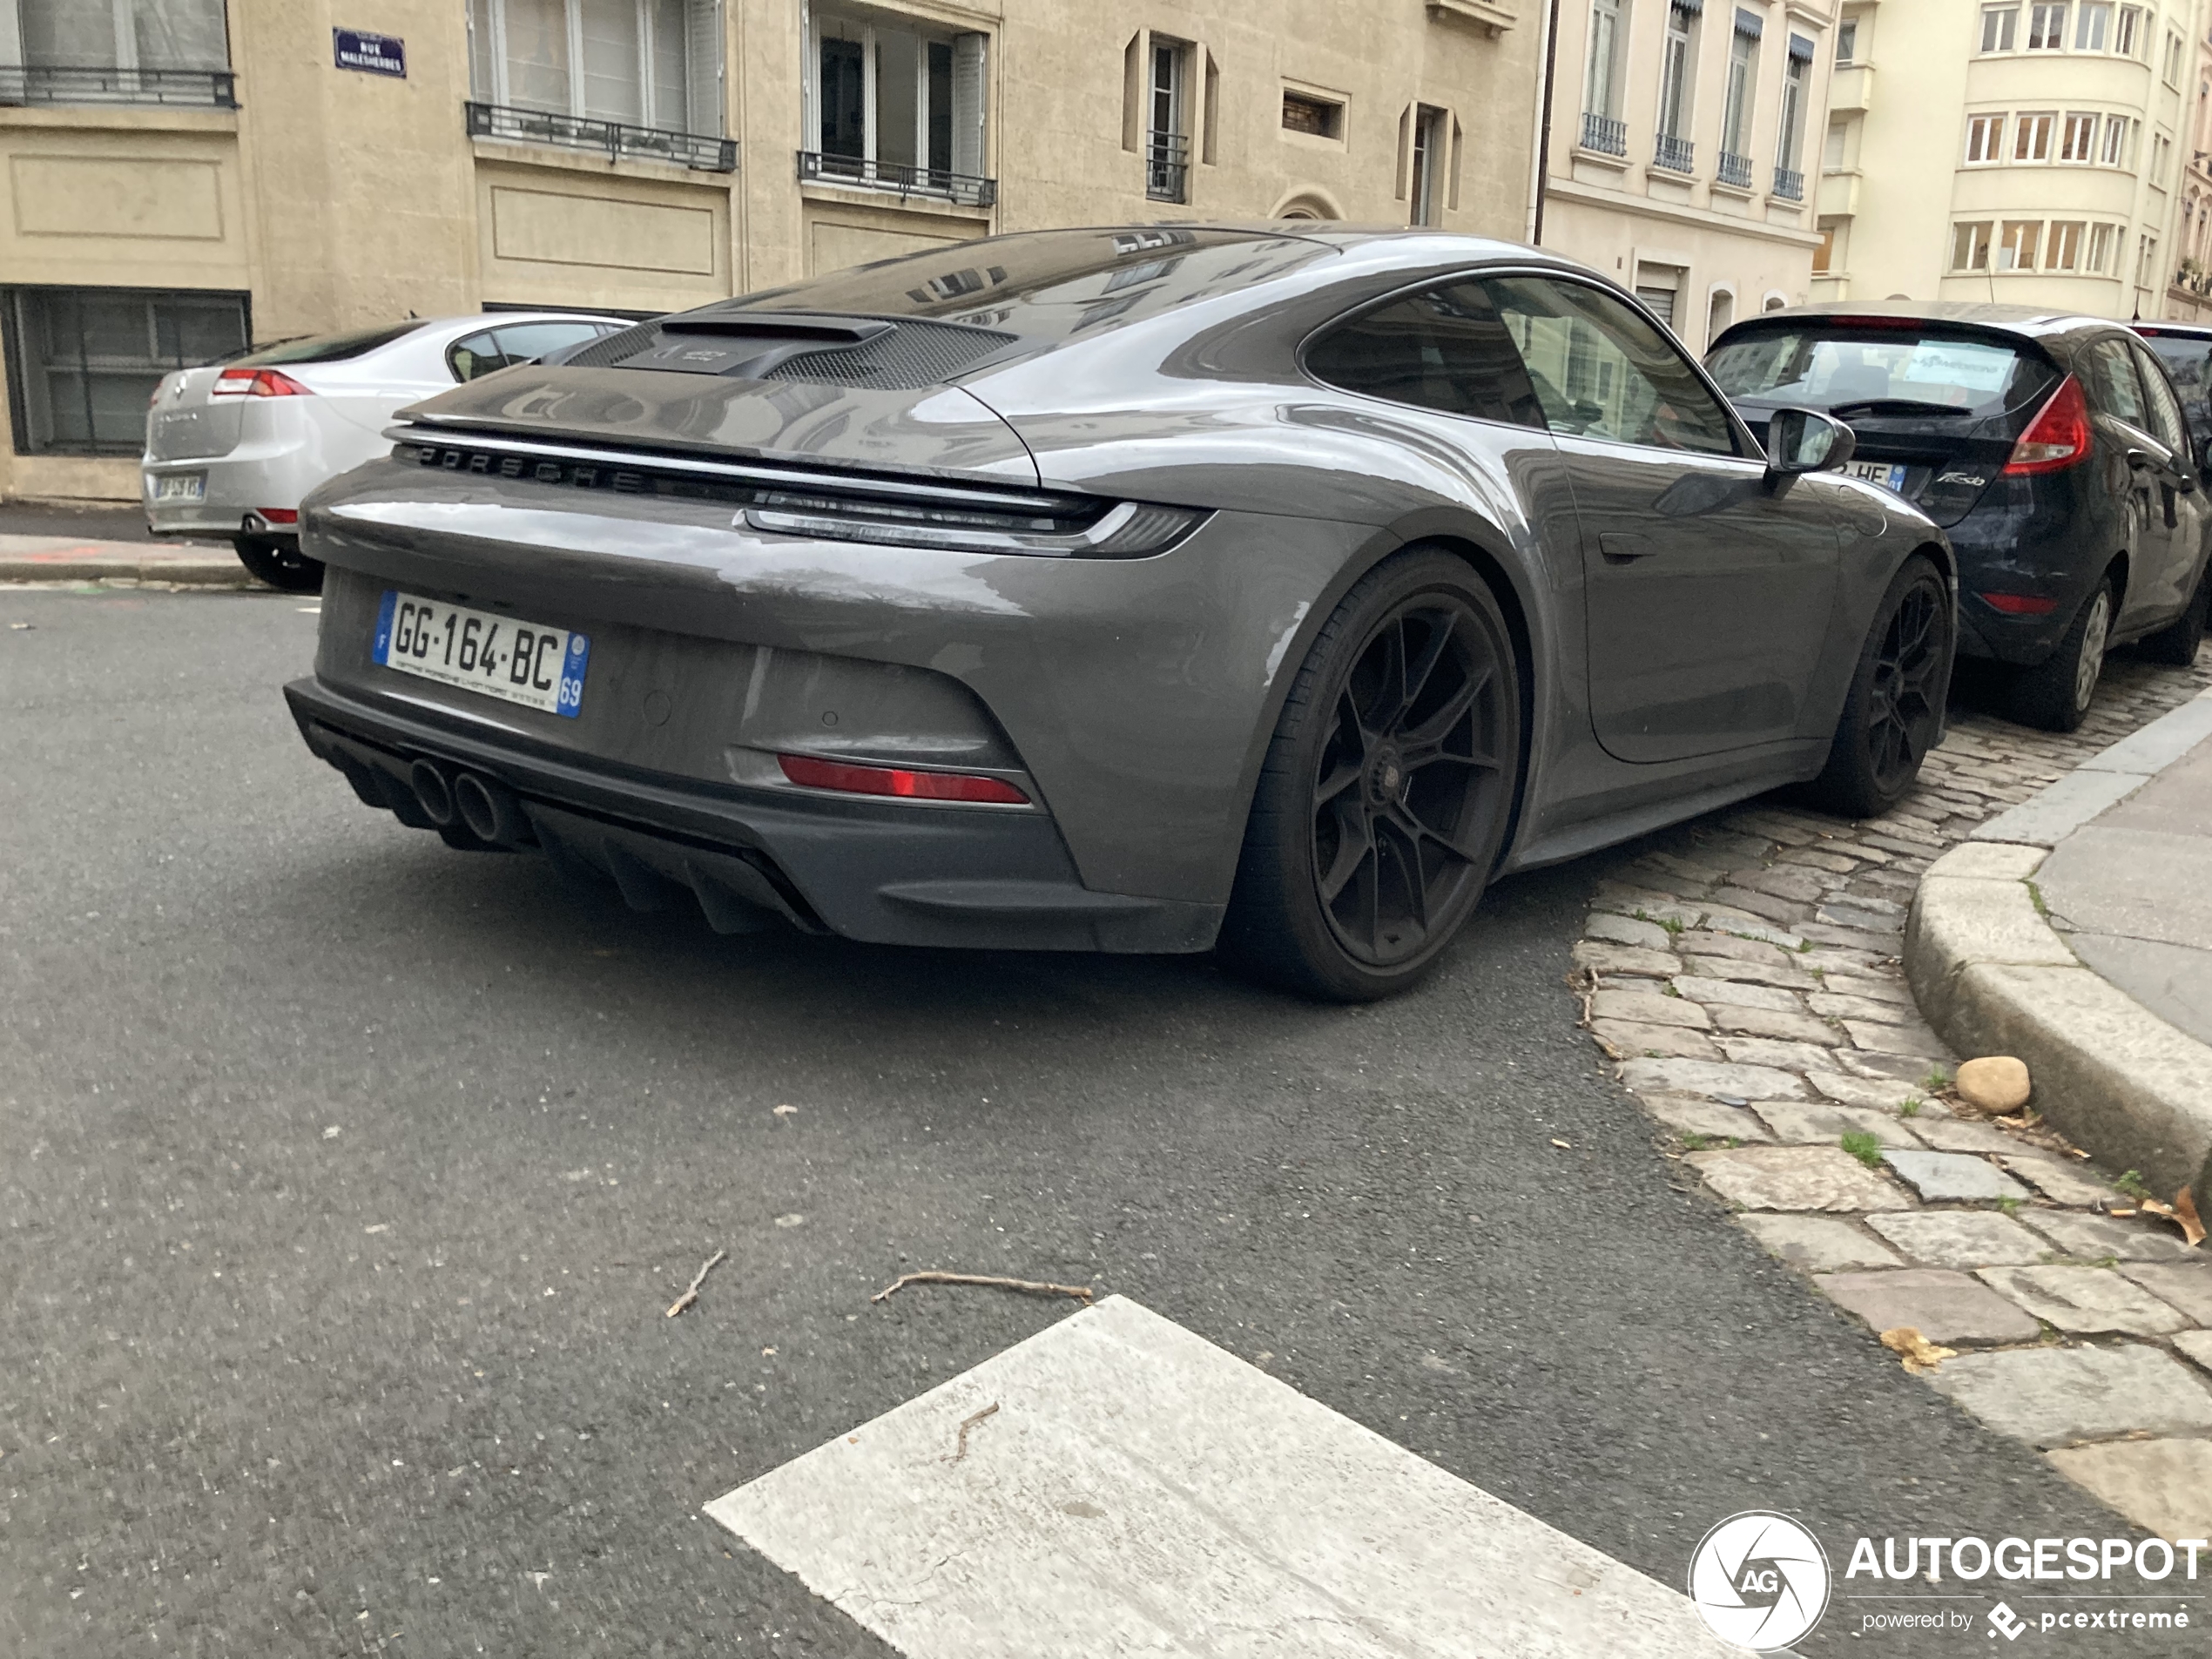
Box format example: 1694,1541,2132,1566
1765,408,1858,477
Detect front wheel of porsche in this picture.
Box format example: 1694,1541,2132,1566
1220,550,1522,1002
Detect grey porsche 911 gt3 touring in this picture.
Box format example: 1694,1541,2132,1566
287,225,1952,1001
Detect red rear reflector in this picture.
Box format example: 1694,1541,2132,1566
256,508,300,525
2003,375,2091,475
777,753,1028,805
1978,592,2060,616
212,368,312,398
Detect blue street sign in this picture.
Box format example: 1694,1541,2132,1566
333,28,406,78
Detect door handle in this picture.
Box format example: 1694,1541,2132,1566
1599,532,1658,563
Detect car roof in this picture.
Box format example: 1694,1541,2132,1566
1722,298,2133,344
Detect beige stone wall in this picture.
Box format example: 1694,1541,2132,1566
0,0,1544,501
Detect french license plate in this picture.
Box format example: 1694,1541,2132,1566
152,472,205,502
1841,459,1909,493
372,590,590,718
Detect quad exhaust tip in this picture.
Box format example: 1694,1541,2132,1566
408,759,456,826
454,770,531,846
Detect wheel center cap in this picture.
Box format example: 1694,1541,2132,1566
1368,745,1406,802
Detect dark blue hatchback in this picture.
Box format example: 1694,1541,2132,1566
1710,302,2211,730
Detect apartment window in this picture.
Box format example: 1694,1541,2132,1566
1966,111,2006,162
1835,19,1857,62
2000,219,2043,269
468,0,721,138
2060,110,2099,159
1144,36,1190,201
1657,1,1697,149
1720,10,1759,168
2027,3,2067,49
2047,219,2086,268
1281,91,1343,138
2137,233,2160,287
2088,220,2117,269
2013,110,2055,160
2153,131,2172,182
1823,119,1846,170
1777,36,1812,177
1813,225,1836,272
2165,30,2185,84
2101,112,2134,165
1980,5,2019,51
9,0,233,103
2115,4,2141,54
2075,1,2111,48
1585,0,1627,120
1952,220,1995,271
1407,104,1449,226
3,286,246,455
805,11,988,199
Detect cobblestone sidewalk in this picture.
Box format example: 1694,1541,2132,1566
1571,651,2212,1541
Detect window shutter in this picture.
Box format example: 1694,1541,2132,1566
952,31,987,178
685,0,722,135
1122,31,1146,152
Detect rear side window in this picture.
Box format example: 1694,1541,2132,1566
2130,343,2190,454
1707,324,2029,418
447,320,610,381
1305,283,1546,428
2080,337,2148,427
230,322,418,367
2141,333,2212,401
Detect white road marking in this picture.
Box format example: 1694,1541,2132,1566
705,1295,1743,1657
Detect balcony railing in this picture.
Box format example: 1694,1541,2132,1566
1772,165,1806,200
796,151,996,208
1653,133,1696,174
1717,150,1754,188
1580,111,1629,156
1145,132,1189,203
465,100,735,172
0,65,236,108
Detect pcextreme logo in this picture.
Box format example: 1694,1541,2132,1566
1688,1511,1832,1651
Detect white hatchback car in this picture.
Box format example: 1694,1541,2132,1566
142,313,631,590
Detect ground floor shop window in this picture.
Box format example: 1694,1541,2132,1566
2,286,247,455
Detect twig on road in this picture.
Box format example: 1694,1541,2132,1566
952,1401,999,1462
664,1250,727,1318
871,1271,1094,1305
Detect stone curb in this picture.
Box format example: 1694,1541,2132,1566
0,555,249,587
1906,698,2212,1218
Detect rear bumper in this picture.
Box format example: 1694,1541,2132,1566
285,675,1222,954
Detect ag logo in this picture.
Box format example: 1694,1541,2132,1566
1688,1511,1831,1651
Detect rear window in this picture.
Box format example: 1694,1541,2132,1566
1707,325,2038,419
229,322,419,367
2140,332,2212,400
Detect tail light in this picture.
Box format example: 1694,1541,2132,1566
2002,376,2091,475
212,368,313,398
743,493,1205,558
777,753,1028,805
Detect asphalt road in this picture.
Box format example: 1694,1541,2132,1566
0,589,2175,1657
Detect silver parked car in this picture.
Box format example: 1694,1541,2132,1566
142,313,631,591
287,226,1954,1000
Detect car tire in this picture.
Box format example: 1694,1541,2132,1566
1219,549,1522,1002
233,536,325,594
1804,554,1953,819
2004,574,2115,732
2137,563,2209,666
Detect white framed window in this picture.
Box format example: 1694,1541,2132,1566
1980,4,2019,51
2059,110,2098,159
807,10,988,197
2164,30,2185,84
1145,34,1190,201
2047,219,2085,268
1952,220,1994,270
1657,1,1697,145
1585,0,1628,121
2087,220,2116,271
1777,36,1812,175
2115,4,2141,55
1406,103,1451,226
468,0,718,134
2101,112,2134,165
1966,111,2006,162
2027,2,2067,48
1721,10,1758,160
2013,109,2055,159
1999,219,2042,269
1835,18,1857,62
2136,233,2159,287
2074,1,2110,48
2152,130,2172,182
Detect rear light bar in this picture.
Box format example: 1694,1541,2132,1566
777,753,1029,805
2003,375,2091,475
1978,592,2060,616
212,368,312,398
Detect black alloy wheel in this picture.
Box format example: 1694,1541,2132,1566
1806,555,1953,817
1222,549,1521,1001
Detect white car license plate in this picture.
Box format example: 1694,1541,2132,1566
152,472,205,502
372,591,590,718
1841,459,1909,493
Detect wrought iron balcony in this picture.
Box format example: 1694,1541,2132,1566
1717,150,1754,188
797,151,997,208
1772,165,1806,200
1653,133,1696,174
466,101,736,172
1145,132,1190,203
0,65,236,108
1580,111,1629,156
